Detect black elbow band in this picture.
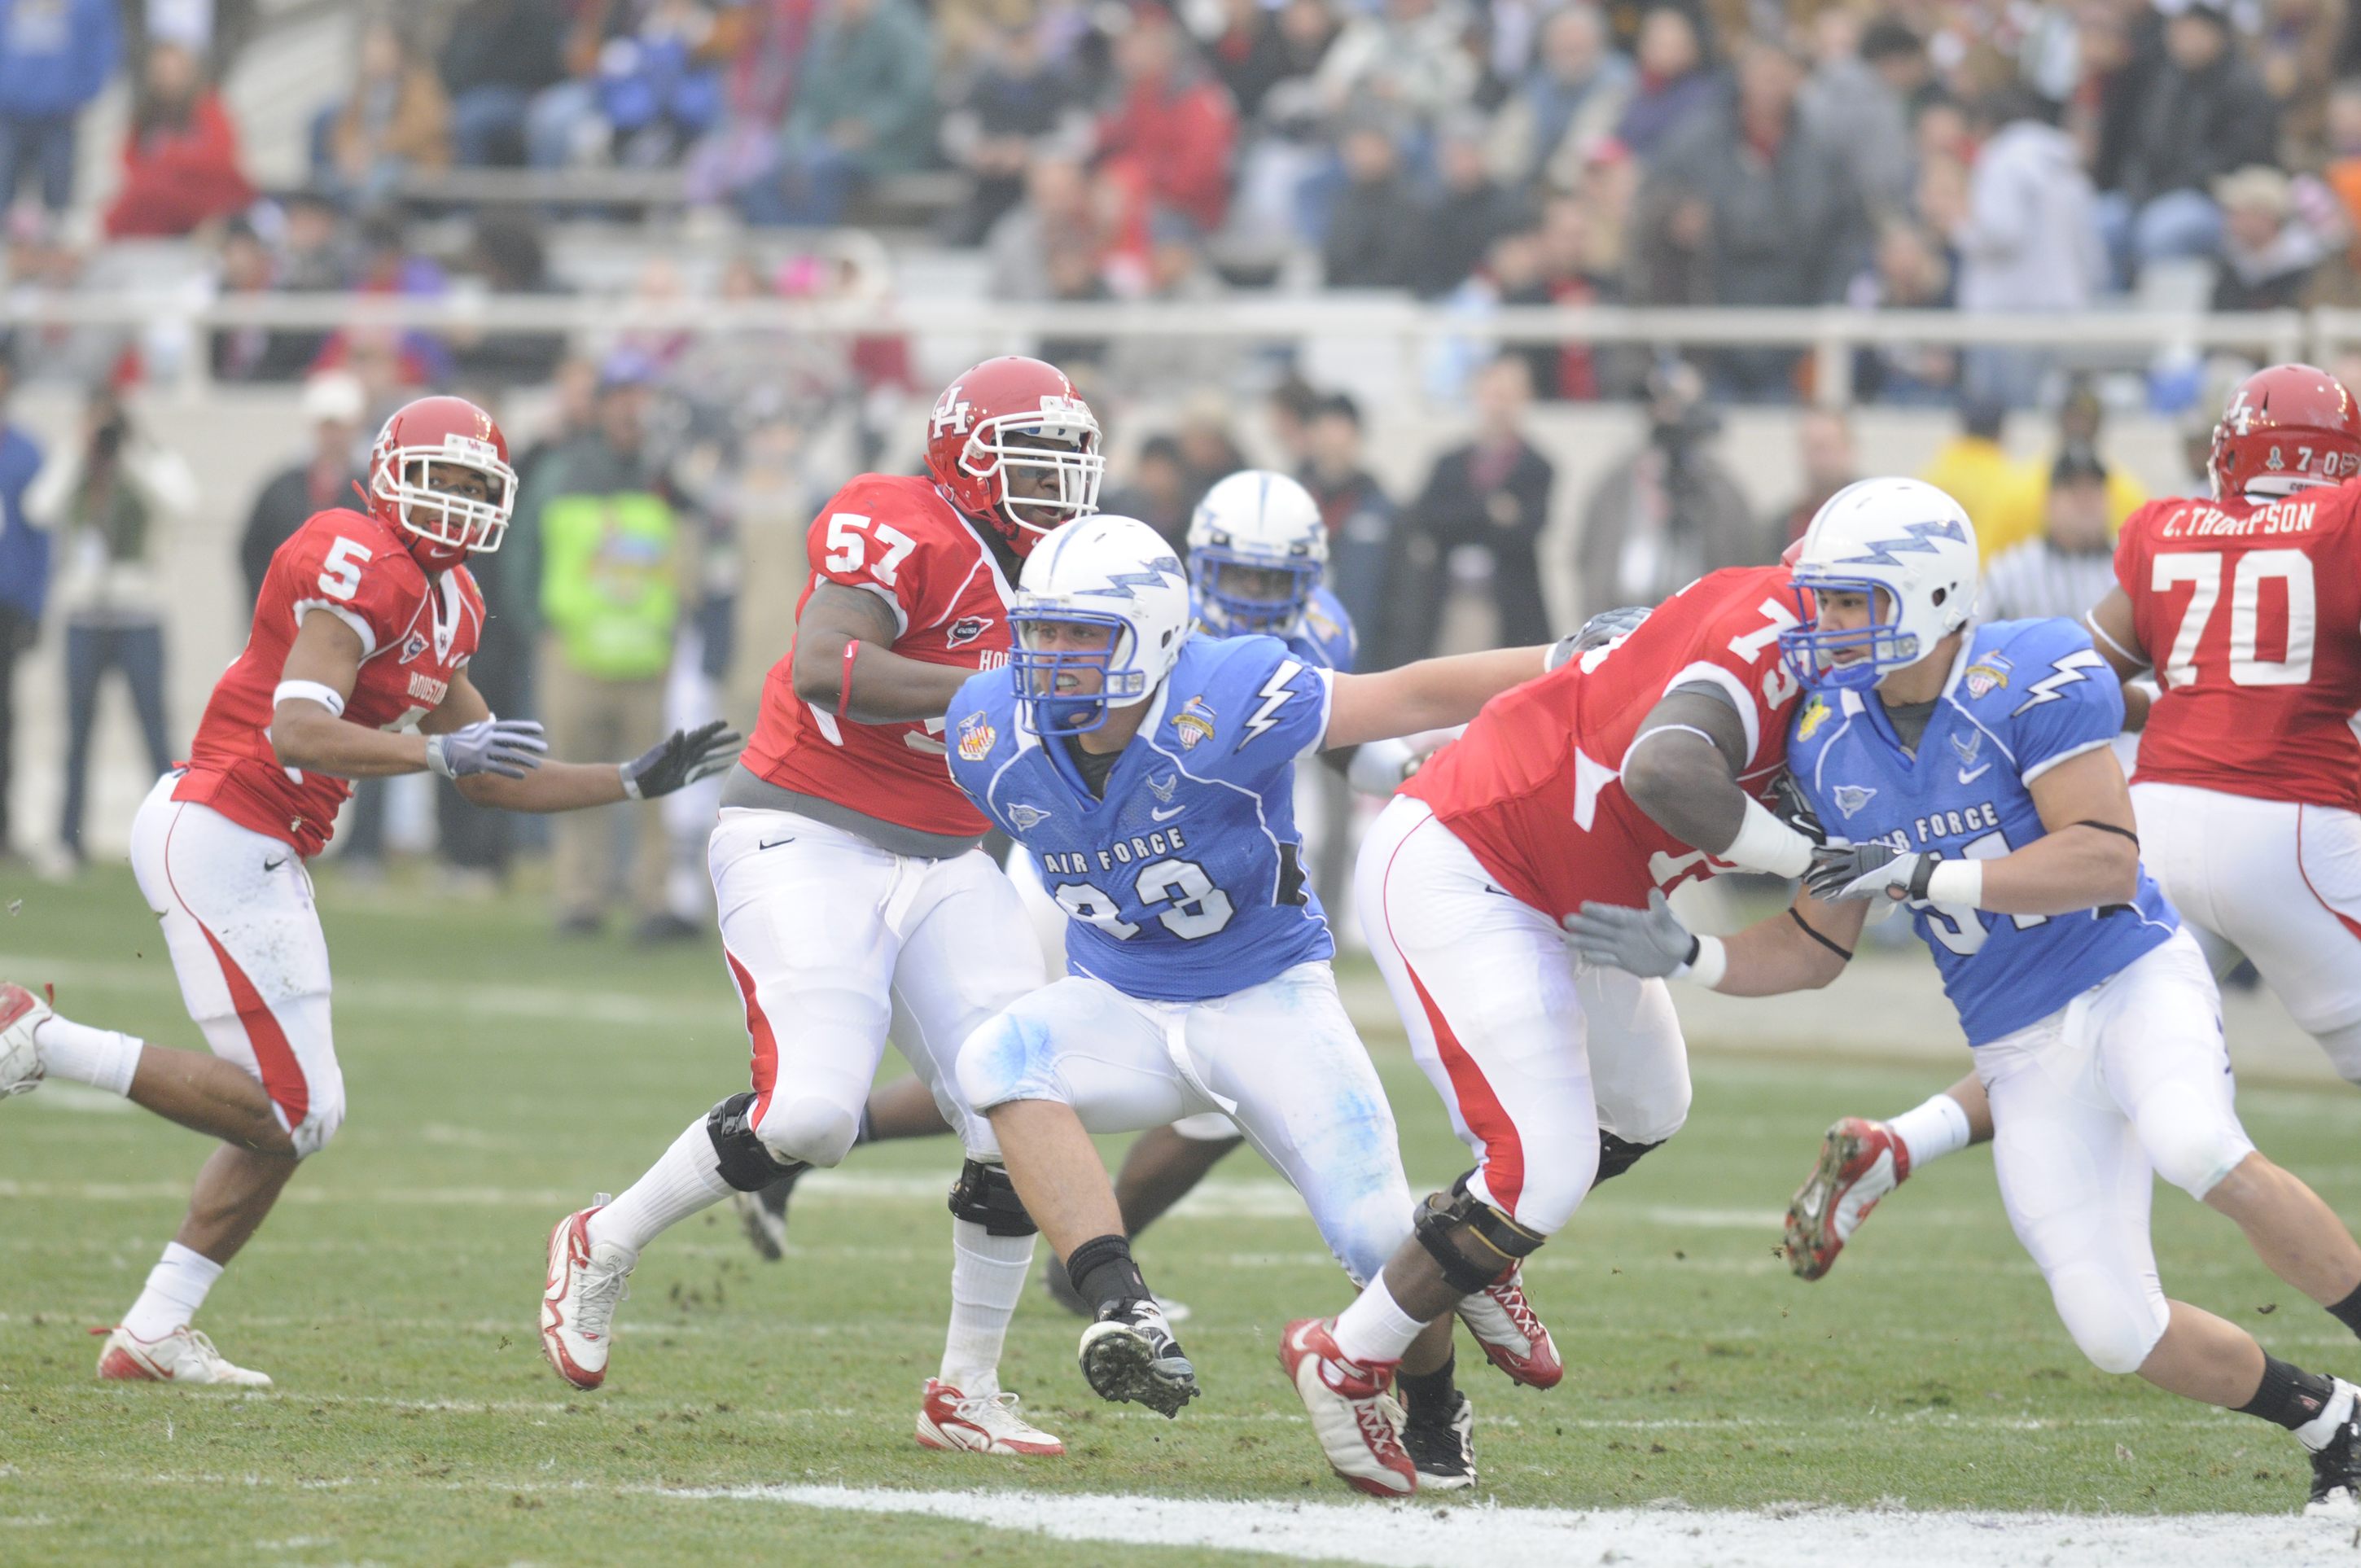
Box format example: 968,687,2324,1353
948,1158,1038,1237
1413,1171,1548,1294
2073,819,2140,846
1786,905,1854,962
707,1092,806,1192
1592,1130,1667,1188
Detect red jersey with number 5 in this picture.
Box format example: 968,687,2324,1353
2116,485,2361,809
176,507,484,856
740,473,1014,837
1404,565,1803,918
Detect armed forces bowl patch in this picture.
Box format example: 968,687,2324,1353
1964,653,2012,699
1173,695,1217,751
956,710,997,761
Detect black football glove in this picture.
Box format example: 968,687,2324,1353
1767,769,1827,848
620,720,744,800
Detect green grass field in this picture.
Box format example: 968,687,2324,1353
4,864,2360,1566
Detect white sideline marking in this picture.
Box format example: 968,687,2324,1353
669,1485,2361,1567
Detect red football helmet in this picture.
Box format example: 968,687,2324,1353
925,357,1104,555
2210,364,2361,500
368,395,518,567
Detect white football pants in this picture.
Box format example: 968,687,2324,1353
957,960,1415,1285
709,807,1045,1166
129,773,344,1158
1356,795,1693,1236
2132,781,2361,1078
1975,926,2257,1375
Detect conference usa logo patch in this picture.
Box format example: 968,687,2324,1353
1964,653,2012,699
956,710,997,761
1172,695,1217,751
946,615,993,649
1832,784,1877,818
399,630,430,664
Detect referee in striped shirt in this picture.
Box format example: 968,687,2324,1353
1977,442,2118,622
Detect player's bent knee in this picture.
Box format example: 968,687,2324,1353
955,1012,1061,1115
948,1158,1037,1237
1415,1172,1552,1294
2317,1019,2361,1085
2136,1086,2254,1199
706,1092,814,1190
760,1096,860,1169
289,1094,345,1160
2050,1267,2167,1375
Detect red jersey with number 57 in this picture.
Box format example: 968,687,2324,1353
2116,485,2361,809
740,474,1014,837
175,508,484,857
1404,565,1804,919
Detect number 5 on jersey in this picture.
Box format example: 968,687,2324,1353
825,512,919,587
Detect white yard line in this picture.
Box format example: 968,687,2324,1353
668,1484,2361,1568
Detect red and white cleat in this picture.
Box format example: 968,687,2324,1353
0,982,51,1097
1279,1317,1417,1497
914,1378,1065,1456
1456,1265,1562,1389
1785,1117,1911,1281
94,1325,271,1386
540,1198,633,1391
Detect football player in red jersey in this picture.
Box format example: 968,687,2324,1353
1780,368,2361,1333
538,357,1100,1458
0,396,740,1386
1274,561,1835,1489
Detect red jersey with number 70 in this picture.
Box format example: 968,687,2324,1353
739,473,1014,837
1404,564,1804,919
174,508,484,857
2116,484,2361,810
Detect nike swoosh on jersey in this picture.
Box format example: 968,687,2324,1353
757,836,797,851
1956,763,1991,784
263,856,289,872
1150,805,1184,821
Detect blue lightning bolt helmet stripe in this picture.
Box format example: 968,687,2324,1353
1778,477,1981,692
1008,515,1195,780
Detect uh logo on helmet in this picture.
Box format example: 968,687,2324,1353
925,357,1106,556
1777,477,1978,692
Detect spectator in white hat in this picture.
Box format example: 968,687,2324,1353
238,371,366,608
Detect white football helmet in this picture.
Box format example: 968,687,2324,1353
1010,514,1194,735
1185,470,1328,637
1779,477,1977,691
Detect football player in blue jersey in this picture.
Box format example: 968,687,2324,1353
1564,478,2361,1515
945,513,1557,1491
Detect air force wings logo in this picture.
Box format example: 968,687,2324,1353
1006,803,1049,831
1831,784,1877,818
1145,773,1178,804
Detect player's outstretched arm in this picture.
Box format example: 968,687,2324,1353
270,609,440,777
1560,887,1863,995
1807,745,2140,917
791,582,972,725
2083,587,2155,730
423,670,741,812
1620,687,1818,879
1322,644,1552,748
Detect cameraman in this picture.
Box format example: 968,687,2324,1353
1574,360,1758,620
28,388,197,871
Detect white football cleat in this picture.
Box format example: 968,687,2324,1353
541,1198,633,1391
1456,1266,1562,1389
914,1378,1066,1456
1785,1117,1910,1281
2305,1379,2361,1516
1279,1316,1417,1496
0,982,50,1097
94,1325,272,1386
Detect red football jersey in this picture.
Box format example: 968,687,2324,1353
2116,484,2361,809
176,509,484,856
740,474,1013,837
1405,565,1804,918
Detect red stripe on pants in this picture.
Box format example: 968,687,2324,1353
1403,958,1526,1216
2297,807,2361,947
725,948,782,1125
195,925,309,1128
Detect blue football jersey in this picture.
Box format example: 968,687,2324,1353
1787,618,2178,1045
946,633,1338,1003
1287,585,1356,672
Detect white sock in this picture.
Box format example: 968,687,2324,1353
33,1015,142,1096
1887,1092,1973,1175
120,1242,224,1341
939,1218,1035,1395
587,1118,730,1257
1330,1274,1426,1367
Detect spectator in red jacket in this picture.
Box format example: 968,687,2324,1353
103,42,253,239
1095,2,1237,237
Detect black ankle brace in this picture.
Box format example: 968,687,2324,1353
2238,1353,2338,1431
1062,1233,1147,1312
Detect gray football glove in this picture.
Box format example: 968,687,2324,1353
620,720,744,800
1560,890,1699,978
1805,842,1938,903
425,717,547,780
1545,605,1654,672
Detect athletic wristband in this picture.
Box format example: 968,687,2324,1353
619,762,643,801
1924,860,1983,907
1671,933,1728,988
425,734,455,779
838,640,860,717
1723,795,1816,879
272,679,346,719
